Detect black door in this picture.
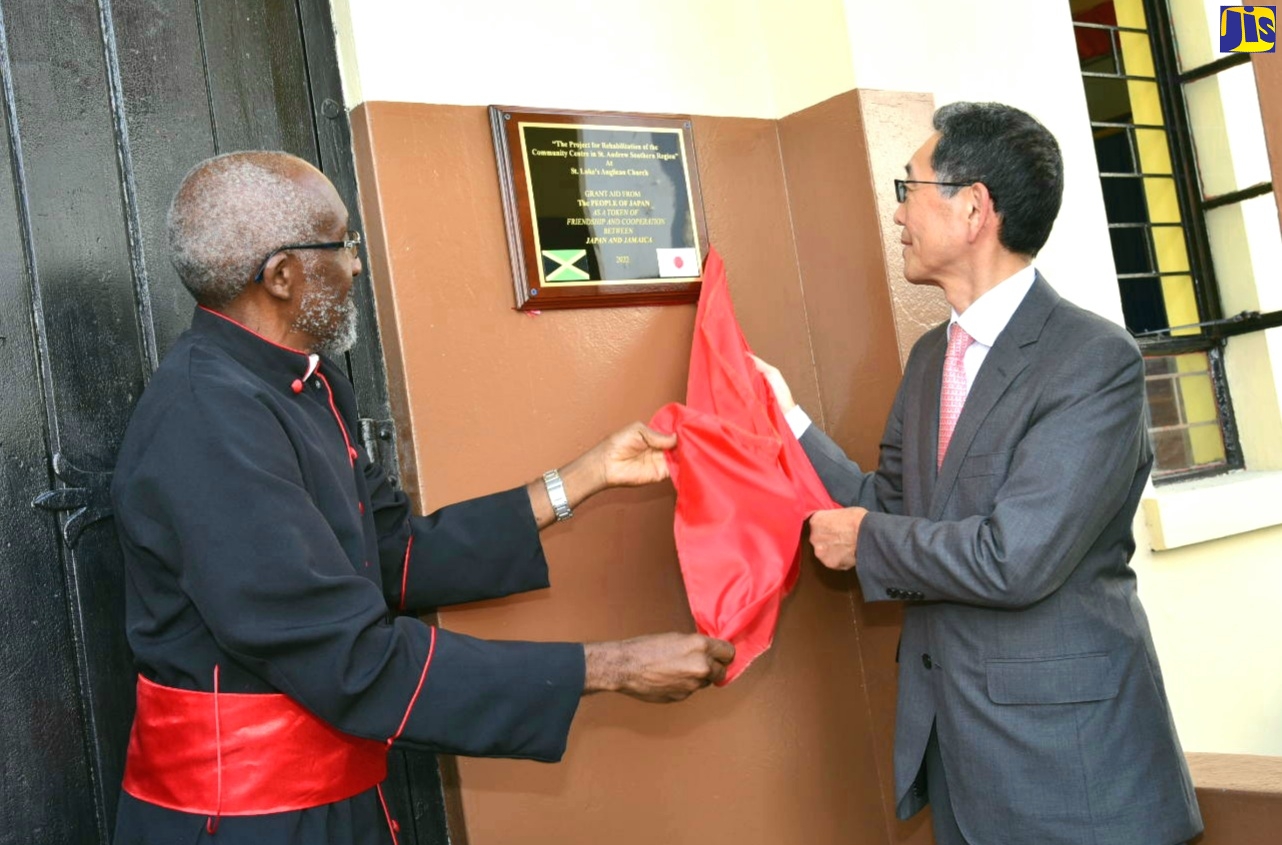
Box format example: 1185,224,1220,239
0,2,446,842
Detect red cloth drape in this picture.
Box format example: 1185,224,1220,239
651,247,837,683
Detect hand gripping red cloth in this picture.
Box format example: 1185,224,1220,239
650,247,837,683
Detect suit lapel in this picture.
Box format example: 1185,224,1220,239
929,275,1061,519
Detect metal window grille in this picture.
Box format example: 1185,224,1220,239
1072,0,1255,481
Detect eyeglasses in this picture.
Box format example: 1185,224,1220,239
894,179,974,203
252,231,362,283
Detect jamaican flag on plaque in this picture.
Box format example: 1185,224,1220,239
541,249,590,283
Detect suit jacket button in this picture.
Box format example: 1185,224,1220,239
921,653,933,670
887,588,900,598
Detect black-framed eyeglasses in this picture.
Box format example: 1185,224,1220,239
252,231,362,283
893,179,974,203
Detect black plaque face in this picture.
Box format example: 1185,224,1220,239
491,108,708,310
521,123,699,285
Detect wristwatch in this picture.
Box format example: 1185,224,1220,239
542,469,573,521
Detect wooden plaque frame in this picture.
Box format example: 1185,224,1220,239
490,106,708,310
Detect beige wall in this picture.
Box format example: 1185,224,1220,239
334,0,854,120
1133,50,1282,757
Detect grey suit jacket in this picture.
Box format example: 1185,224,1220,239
801,276,1202,844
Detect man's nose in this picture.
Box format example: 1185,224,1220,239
893,202,906,226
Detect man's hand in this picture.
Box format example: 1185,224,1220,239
599,421,677,487
750,354,797,413
584,633,736,702
583,421,677,490
808,507,868,570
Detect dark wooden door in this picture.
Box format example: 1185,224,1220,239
0,2,446,842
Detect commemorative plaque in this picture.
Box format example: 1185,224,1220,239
490,106,708,310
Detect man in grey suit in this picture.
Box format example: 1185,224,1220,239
756,102,1202,845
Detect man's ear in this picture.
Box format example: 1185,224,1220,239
966,182,997,243
257,252,303,302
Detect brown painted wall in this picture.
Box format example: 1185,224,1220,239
350,99,909,844
1190,754,1282,845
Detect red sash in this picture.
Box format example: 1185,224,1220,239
122,674,388,816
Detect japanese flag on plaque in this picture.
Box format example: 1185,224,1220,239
657,247,700,278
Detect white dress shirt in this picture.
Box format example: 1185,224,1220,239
785,265,1037,438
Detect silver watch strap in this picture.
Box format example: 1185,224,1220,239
542,469,573,521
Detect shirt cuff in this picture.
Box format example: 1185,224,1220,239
785,404,812,439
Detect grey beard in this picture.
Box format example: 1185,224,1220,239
316,300,358,358
293,280,358,357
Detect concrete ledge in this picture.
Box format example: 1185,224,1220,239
1142,471,1282,550
1189,752,1282,844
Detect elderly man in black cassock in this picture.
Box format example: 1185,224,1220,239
111,151,733,845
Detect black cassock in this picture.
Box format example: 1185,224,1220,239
111,307,584,844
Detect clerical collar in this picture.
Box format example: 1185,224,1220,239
192,306,323,393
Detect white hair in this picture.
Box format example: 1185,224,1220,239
167,151,336,306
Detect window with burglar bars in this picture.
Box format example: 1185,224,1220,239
1070,0,1279,481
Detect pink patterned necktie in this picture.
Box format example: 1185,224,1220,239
938,324,974,468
